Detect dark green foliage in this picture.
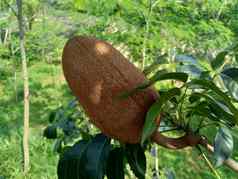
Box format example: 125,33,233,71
190,93,236,127
57,134,111,179
149,72,188,84
211,51,228,70
125,144,146,179
120,72,187,99
80,134,111,179
222,68,238,82
43,125,57,139
49,111,56,123
57,140,89,179
106,147,125,179
176,64,202,78
141,88,181,145
221,73,238,101
214,127,234,167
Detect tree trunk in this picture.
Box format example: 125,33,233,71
16,0,30,174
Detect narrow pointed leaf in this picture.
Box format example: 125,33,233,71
188,79,228,100
125,144,146,179
235,53,238,64
175,54,197,65
141,88,181,145
190,93,236,125
211,51,228,70
200,71,212,80
120,72,186,99
187,79,238,119
220,74,238,101
222,68,238,82
143,54,167,75
49,111,56,123
43,125,57,139
214,127,233,167
57,134,111,179
106,148,125,179
149,72,188,84
81,134,111,179
53,139,62,153
57,140,89,179
176,64,201,78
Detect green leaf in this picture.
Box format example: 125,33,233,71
200,71,212,80
143,54,168,75
189,94,201,103
190,93,236,126
192,102,219,122
214,127,233,167
49,111,56,123
120,72,186,99
106,148,125,179
220,74,238,101
80,134,111,179
176,64,202,78
53,139,62,153
141,88,181,145
57,134,111,179
175,54,198,65
187,79,238,119
235,53,238,64
43,125,57,139
211,51,228,70
57,140,89,179
149,72,188,84
125,144,146,179
188,79,227,99
222,68,238,82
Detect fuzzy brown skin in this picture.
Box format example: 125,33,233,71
62,36,159,143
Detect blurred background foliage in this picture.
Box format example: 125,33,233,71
0,0,238,178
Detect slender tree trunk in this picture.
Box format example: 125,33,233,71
16,0,30,174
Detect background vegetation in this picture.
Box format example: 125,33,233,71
1,0,238,178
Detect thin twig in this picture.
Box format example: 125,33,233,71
199,138,238,173
201,151,221,179
153,132,238,173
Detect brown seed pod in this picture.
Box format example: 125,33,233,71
62,36,200,148
62,36,159,143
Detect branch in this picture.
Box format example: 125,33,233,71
199,137,238,173
152,132,238,173
152,131,201,149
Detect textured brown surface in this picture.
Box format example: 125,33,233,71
62,36,159,143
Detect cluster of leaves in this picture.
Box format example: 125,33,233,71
57,134,146,179
43,99,87,153
44,100,148,179
137,43,238,167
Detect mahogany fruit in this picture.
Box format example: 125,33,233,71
62,36,159,143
